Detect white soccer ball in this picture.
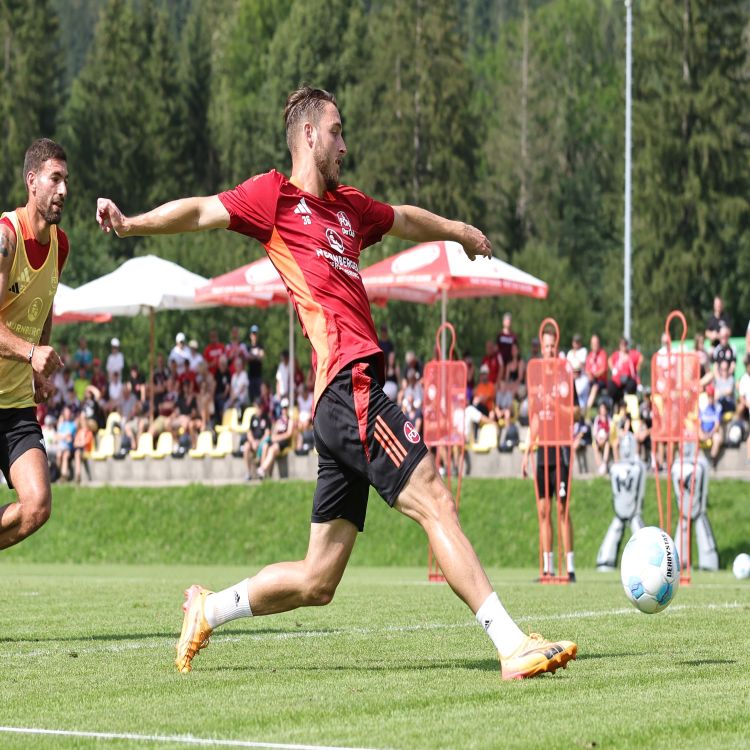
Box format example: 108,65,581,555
733,553,750,580
620,526,680,614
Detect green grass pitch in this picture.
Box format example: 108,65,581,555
1,562,749,750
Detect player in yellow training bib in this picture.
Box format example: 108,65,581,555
0,139,69,549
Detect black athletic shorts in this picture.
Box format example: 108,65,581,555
535,448,570,502
312,357,429,531
0,407,46,490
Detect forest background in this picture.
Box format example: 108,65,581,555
2,0,749,372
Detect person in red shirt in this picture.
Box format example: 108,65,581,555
584,334,608,411
96,86,575,680
202,329,225,375
0,138,68,550
607,338,638,404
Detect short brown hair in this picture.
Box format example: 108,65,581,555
283,86,337,151
23,138,67,184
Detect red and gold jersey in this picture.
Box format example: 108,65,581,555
0,213,69,274
219,170,394,408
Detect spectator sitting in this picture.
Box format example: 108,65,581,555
122,399,147,453
225,325,248,370
243,399,271,480
502,341,525,399
91,357,108,393
72,410,94,484
105,337,124,379
572,406,592,473
713,359,736,414
295,382,314,453
400,367,424,410
378,323,394,358
463,350,476,403
480,339,502,385
383,350,400,402
403,350,423,380
592,402,611,475
246,325,265,403
119,381,138,421
628,343,643,388
496,312,519,367
80,384,105,433
228,355,250,411
694,332,711,382
56,405,76,481
566,333,587,373
571,359,590,412
106,370,125,414
585,334,608,410
188,339,204,373
472,363,496,420
275,350,291,406
73,336,93,377
705,295,731,350
213,355,232,423
257,398,295,479
73,363,91,403
699,384,723,467
174,378,203,448
149,375,179,441
195,360,216,429
607,338,637,404
128,363,146,403
711,325,736,378
42,415,60,482
203,328,225,375
169,332,191,376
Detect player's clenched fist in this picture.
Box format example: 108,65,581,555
31,344,63,378
96,197,126,236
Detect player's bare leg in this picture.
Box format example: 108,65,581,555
176,519,357,672
537,495,554,577
395,453,576,679
0,448,51,550
244,519,357,614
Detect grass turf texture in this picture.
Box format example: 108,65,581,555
1,478,749,749
0,564,749,750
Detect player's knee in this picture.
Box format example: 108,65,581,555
20,490,51,534
303,579,337,607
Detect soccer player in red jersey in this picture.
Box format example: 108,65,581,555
1,139,68,549
96,87,576,680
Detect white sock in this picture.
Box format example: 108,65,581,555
476,592,525,659
567,552,575,573
544,552,555,575
204,579,253,628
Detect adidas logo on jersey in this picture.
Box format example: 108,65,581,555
294,198,312,225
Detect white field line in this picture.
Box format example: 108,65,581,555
0,726,384,750
3,602,744,660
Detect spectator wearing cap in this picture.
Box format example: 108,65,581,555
246,325,265,403
203,329,225,375
169,332,191,376
225,325,248,373
106,337,124,379
188,339,204,373
705,295,731,350
711,325,736,378
699,384,723,467
472,363,496,417
584,334,607,410
496,312,519,367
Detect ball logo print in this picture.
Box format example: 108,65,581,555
404,421,420,444
620,526,680,614
326,227,345,254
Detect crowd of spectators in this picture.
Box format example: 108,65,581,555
34,295,750,483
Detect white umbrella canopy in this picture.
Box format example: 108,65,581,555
53,283,111,324
55,255,211,422
55,255,211,317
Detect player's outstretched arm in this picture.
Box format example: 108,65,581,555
388,205,492,261
96,195,230,238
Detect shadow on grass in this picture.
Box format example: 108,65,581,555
202,658,514,674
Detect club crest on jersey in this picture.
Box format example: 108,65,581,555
337,211,355,238
404,421,420,444
326,227,345,254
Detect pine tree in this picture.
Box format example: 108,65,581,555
632,0,750,342
0,0,62,208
